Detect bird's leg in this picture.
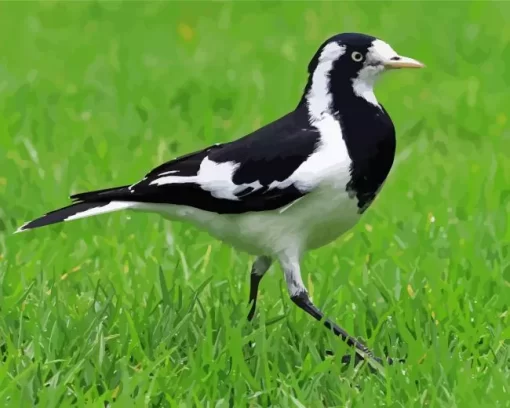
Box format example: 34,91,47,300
247,256,272,321
279,252,391,366
290,291,385,364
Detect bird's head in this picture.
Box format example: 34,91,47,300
303,33,424,117
308,33,424,78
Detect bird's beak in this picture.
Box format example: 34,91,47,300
384,55,425,69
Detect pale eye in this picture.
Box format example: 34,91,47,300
351,51,364,62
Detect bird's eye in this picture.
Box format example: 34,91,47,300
351,51,364,62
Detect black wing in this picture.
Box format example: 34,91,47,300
72,110,321,214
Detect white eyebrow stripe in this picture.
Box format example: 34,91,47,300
368,39,398,62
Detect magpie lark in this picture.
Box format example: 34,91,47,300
17,33,423,365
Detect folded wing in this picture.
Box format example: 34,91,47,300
73,119,321,214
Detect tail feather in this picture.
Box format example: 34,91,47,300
16,201,133,233
70,185,131,202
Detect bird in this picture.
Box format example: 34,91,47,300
17,32,424,366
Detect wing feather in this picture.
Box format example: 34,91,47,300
71,112,321,214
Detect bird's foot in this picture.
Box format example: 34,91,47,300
325,349,405,367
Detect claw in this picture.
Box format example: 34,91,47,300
325,349,405,368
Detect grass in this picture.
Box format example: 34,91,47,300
1,1,510,406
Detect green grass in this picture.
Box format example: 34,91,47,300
1,1,510,406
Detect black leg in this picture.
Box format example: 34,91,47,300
279,253,401,367
247,273,263,321
291,291,393,365
246,256,272,321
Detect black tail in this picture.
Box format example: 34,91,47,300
16,185,133,233
69,185,131,203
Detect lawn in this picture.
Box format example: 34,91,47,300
1,1,510,406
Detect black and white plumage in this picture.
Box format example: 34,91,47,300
17,33,423,365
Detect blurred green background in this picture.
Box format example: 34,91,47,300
1,1,509,406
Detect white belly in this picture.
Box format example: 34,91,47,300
136,182,361,257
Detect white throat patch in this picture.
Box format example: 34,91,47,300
351,39,398,107
351,65,382,106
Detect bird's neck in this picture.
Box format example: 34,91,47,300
298,66,380,123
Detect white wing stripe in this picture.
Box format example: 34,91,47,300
149,157,244,201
